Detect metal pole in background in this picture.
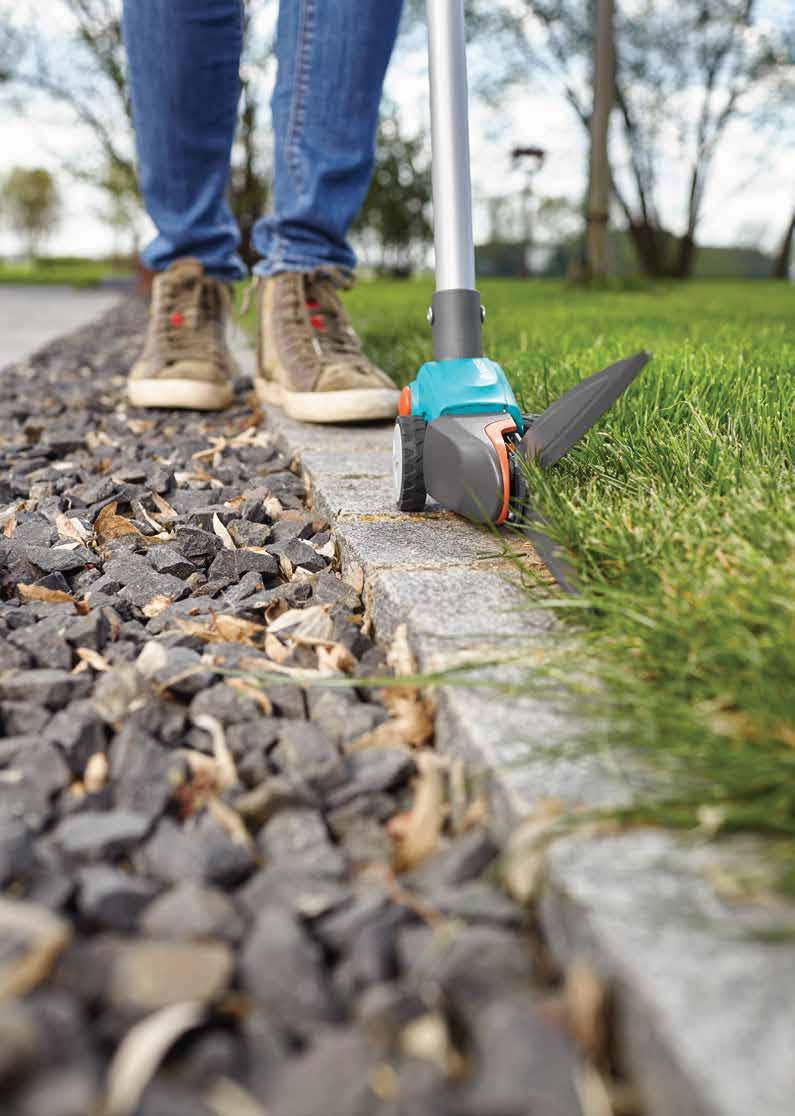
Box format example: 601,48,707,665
427,0,482,359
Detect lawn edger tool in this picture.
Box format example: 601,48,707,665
392,0,650,584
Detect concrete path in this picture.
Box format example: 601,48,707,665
0,285,121,369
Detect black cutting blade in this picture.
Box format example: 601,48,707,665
520,350,650,468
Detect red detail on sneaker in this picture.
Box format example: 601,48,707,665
305,299,319,309
309,315,325,331
169,312,184,328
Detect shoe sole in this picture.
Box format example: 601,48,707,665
127,378,233,411
256,379,399,424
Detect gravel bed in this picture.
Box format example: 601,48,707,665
0,299,613,1116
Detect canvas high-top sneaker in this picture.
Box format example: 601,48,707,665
128,258,235,411
255,269,399,423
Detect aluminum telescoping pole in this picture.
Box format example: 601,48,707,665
427,0,483,360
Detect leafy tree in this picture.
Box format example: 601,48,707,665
96,156,141,256
0,0,274,265
523,0,788,278
353,114,432,275
2,166,60,257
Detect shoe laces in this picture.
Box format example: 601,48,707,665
153,267,230,367
300,269,369,367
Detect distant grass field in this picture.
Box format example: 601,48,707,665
342,278,795,879
0,258,132,288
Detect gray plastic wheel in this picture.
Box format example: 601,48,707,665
393,416,427,512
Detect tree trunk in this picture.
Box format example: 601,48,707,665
586,0,614,280
626,221,666,277
772,208,795,279
672,231,697,279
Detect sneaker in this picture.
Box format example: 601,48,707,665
128,258,235,410
255,269,399,423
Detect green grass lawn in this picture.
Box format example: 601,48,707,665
0,258,132,288
346,277,795,880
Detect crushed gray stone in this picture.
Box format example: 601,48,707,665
0,301,599,1114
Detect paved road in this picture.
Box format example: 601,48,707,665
0,285,122,369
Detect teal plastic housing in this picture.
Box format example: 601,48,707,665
407,357,524,433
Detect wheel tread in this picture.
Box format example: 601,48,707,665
395,416,427,512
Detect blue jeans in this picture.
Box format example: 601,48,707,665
122,0,404,281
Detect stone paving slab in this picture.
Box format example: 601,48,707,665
543,832,795,1116
233,337,795,1116
298,449,394,479
367,567,632,827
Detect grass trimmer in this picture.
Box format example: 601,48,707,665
392,0,650,586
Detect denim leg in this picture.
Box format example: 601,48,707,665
122,0,247,281
253,0,404,276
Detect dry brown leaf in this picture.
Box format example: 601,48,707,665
346,691,433,753
192,437,227,463
192,713,237,789
278,554,295,579
343,561,365,594
177,749,219,780
17,582,88,614
263,495,284,519
564,957,609,1064
264,631,291,664
132,500,166,535
227,677,273,714
269,604,334,646
234,655,330,683
500,801,567,905
400,1013,454,1074
94,501,142,542
212,614,264,644
387,623,416,677
126,417,154,436
387,752,447,871
142,594,173,619
574,1063,615,1116
102,1002,207,1116
76,646,111,672
461,794,489,831
55,513,90,544
448,758,468,836
311,537,336,560
368,1065,399,1104
213,513,236,550
84,752,109,793
205,1077,266,1116
0,899,72,1000
316,642,356,675
208,794,254,849
151,493,179,522
3,514,17,537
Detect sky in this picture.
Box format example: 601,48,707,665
0,0,792,260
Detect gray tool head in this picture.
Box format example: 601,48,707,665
520,350,650,468
423,413,514,523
